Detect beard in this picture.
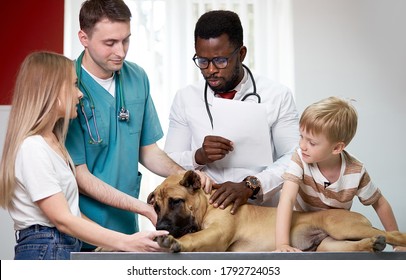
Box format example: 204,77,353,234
206,64,242,93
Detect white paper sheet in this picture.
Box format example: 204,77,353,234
210,98,273,168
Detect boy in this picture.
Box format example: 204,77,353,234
274,96,402,252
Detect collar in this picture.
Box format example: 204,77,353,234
209,68,250,102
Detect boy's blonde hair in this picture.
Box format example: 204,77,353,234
300,96,358,145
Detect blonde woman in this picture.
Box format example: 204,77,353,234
0,52,168,260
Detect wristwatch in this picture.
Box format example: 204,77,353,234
243,176,261,199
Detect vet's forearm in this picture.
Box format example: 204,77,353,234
140,143,185,177
75,164,152,217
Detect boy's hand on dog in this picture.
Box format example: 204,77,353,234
209,181,252,214
195,135,233,165
394,246,406,251
273,244,302,253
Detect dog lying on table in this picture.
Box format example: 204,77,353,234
147,170,406,252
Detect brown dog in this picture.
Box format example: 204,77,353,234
147,170,406,252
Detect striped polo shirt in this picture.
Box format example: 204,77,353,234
283,149,381,212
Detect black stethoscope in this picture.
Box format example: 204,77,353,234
204,64,261,129
76,51,130,144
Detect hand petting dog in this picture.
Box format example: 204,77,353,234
194,135,252,214
210,182,252,214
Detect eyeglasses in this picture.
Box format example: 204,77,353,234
192,47,241,69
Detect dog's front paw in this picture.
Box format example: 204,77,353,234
155,235,182,253
372,235,386,252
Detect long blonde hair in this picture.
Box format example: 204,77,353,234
0,51,76,208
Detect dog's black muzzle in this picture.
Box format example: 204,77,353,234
156,215,199,238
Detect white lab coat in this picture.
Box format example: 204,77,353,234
164,69,299,206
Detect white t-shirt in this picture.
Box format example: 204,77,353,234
9,135,81,231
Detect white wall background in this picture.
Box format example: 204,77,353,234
0,106,13,259
1,0,405,259
292,0,406,237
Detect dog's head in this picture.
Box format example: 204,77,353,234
147,170,208,238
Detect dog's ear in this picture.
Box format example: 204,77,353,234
147,192,155,205
179,170,201,191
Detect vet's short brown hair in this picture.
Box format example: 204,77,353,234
79,0,131,37
300,96,358,145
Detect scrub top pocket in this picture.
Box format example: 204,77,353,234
125,99,145,135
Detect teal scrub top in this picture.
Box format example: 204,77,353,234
66,59,163,248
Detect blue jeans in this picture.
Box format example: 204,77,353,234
14,225,82,260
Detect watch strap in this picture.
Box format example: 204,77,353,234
243,176,261,199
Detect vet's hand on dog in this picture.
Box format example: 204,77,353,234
195,135,234,165
193,170,214,194
209,181,252,214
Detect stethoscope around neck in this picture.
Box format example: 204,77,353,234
204,64,261,129
76,51,130,144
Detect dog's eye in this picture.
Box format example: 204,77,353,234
169,198,184,208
